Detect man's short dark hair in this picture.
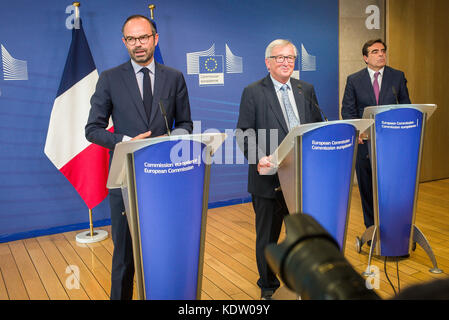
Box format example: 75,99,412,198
362,39,387,57
122,14,156,35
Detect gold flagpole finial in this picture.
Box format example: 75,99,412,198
73,2,80,23
149,4,155,20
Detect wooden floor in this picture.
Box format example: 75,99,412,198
1,179,448,300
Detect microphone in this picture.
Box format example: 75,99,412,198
392,86,399,104
297,84,328,121
159,101,171,136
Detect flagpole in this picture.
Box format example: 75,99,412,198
149,4,155,20
88,208,94,237
73,1,80,29
70,1,108,244
77,0,89,242
148,4,164,65
73,2,80,17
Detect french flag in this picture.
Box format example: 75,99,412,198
44,20,111,210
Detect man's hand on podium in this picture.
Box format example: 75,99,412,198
131,131,152,141
358,131,369,144
257,155,276,175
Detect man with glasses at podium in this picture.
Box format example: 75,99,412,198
85,15,192,300
341,39,411,231
236,39,323,300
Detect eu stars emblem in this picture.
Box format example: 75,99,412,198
198,55,224,86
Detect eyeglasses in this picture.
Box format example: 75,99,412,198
124,34,154,46
269,55,296,63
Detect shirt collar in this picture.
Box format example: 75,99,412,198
367,66,384,78
270,75,292,91
131,59,155,75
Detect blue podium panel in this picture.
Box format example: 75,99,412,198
301,123,356,249
133,140,206,300
375,108,423,256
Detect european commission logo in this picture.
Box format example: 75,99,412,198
186,43,243,86
199,55,224,86
291,43,317,80
300,44,316,71
1,44,28,81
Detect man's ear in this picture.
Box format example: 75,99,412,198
265,58,270,72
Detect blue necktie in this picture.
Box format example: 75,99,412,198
280,84,299,129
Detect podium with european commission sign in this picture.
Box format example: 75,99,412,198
356,104,442,274
107,133,226,300
265,119,374,251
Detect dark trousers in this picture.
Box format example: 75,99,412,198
109,189,134,300
251,191,289,294
355,143,374,228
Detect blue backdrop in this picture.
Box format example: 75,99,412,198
0,0,338,242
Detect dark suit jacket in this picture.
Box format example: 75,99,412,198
341,65,411,120
341,65,411,162
85,60,193,150
236,74,323,199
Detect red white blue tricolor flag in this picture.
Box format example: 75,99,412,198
44,20,111,209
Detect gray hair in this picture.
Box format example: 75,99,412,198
265,39,298,58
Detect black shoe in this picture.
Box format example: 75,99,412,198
261,290,275,300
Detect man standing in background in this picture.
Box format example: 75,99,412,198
341,39,411,230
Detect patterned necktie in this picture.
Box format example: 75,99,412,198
280,84,299,129
373,71,380,105
140,67,153,121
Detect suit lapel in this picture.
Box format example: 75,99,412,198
291,79,306,124
379,66,391,105
262,76,289,134
362,68,377,106
120,61,148,125
150,62,166,126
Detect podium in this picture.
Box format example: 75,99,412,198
107,133,226,300
357,104,442,274
267,119,374,251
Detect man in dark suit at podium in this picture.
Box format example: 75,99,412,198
341,39,411,229
85,15,192,299
236,39,323,300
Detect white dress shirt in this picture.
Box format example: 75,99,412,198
122,59,155,142
367,66,384,91
131,59,155,99
270,75,300,129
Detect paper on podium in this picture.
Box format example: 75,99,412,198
107,132,226,189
